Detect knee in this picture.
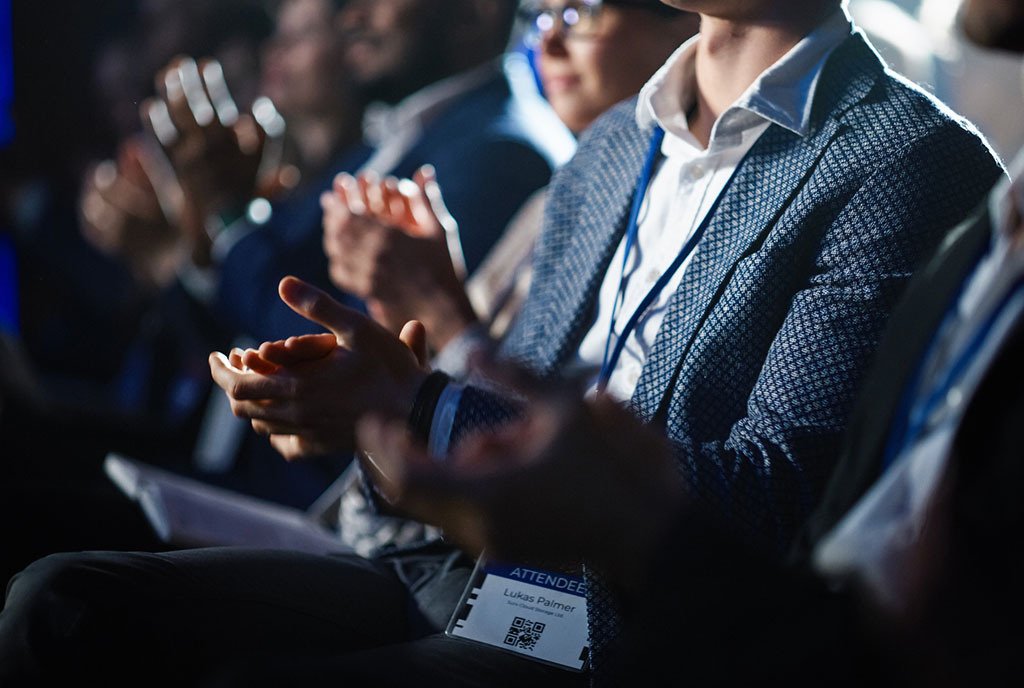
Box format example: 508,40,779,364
8,551,108,602
7,554,84,623
0,552,132,684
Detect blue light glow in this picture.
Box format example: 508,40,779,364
0,0,12,147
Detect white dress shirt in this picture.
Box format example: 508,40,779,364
814,149,1024,614
573,8,854,401
430,8,854,450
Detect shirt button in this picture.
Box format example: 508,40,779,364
689,163,706,179
646,268,661,284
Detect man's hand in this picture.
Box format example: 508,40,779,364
79,138,186,290
355,364,685,591
142,56,294,265
208,276,430,460
322,166,479,346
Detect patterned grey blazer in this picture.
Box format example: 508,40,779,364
448,31,1002,676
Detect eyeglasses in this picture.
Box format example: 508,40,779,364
518,0,605,45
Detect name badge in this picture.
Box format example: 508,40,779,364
446,558,590,671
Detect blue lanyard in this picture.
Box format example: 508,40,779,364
881,275,1024,471
598,127,728,390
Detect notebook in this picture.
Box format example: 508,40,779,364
104,453,354,555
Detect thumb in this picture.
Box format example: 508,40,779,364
398,320,429,367
278,276,365,347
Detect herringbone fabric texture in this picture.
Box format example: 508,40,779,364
449,32,1002,683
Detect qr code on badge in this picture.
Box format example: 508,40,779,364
504,617,545,652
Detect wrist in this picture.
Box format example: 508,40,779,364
407,370,452,443
424,292,480,352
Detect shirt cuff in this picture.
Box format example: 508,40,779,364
428,381,464,459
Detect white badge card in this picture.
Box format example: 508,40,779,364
446,558,590,671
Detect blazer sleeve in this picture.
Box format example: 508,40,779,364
674,122,1003,554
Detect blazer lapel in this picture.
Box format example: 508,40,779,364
532,116,652,372
630,33,885,422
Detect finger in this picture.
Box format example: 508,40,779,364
359,171,386,217
92,160,118,191
257,334,336,366
117,141,152,189
209,352,294,400
250,418,306,436
161,59,201,136
199,59,239,127
284,333,339,359
228,348,245,369
141,98,180,149
177,56,216,128
277,276,373,349
252,96,286,139
240,349,280,375
269,434,319,462
335,173,366,215
406,169,445,239
382,176,415,228
398,320,428,368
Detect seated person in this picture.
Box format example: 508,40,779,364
0,0,1002,685
317,0,699,553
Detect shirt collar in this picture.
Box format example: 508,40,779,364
362,60,502,148
636,6,853,142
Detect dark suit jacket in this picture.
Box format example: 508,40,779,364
458,32,1001,552
442,31,1002,675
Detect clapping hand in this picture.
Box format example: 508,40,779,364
209,276,429,461
321,166,479,346
79,137,187,290
355,361,685,588
142,56,294,264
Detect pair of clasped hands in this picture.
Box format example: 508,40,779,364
208,274,683,589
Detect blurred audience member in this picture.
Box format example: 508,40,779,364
0,0,275,589
70,0,366,507
917,0,1024,165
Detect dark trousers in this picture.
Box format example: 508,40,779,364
0,543,588,687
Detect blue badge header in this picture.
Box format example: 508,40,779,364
485,563,587,596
